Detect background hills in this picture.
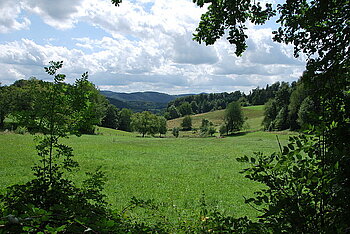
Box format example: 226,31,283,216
100,90,192,113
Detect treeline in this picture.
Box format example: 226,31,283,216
0,78,167,137
165,82,290,119
262,76,318,131
0,76,107,134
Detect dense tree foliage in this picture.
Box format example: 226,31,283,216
224,101,245,134
101,103,119,129
157,116,167,137
200,119,216,137
181,115,192,131
131,111,160,137
1,75,108,134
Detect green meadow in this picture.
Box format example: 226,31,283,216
0,105,294,220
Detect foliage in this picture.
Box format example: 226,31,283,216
0,85,13,129
172,127,179,138
200,119,216,137
193,0,275,56
157,116,167,137
224,101,244,134
131,111,159,137
181,115,192,131
118,108,133,132
297,96,317,130
101,103,119,129
237,132,348,232
178,101,193,116
4,75,107,135
262,99,278,131
219,125,227,136
167,105,180,119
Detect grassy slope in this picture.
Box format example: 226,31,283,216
167,105,265,132
1,106,297,220
0,127,295,219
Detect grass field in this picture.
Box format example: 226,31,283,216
0,105,297,222
167,105,265,132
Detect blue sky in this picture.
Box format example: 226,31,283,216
0,0,305,94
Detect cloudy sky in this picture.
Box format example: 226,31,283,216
0,0,306,94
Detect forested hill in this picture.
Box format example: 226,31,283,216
100,91,192,113
100,91,190,103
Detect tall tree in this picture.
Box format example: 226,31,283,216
224,101,244,134
157,116,167,137
0,85,13,129
101,104,119,129
181,115,192,131
118,108,133,132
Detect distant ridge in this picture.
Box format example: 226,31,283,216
100,90,193,113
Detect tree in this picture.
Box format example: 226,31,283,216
167,105,180,119
181,115,192,131
157,116,167,137
0,85,13,129
118,108,133,132
101,104,119,129
224,101,244,134
131,111,158,137
190,101,199,114
178,102,192,116
172,127,180,138
70,74,108,134
200,119,216,137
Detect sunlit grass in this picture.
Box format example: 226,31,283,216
0,125,293,220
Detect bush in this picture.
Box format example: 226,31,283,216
172,127,180,138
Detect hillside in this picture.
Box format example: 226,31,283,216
167,105,264,131
100,90,192,113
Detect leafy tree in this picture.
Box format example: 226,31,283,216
190,101,199,114
70,74,108,134
167,105,180,119
178,102,192,116
200,119,216,137
101,104,119,129
262,99,278,131
0,85,13,129
118,108,133,132
224,101,244,134
172,127,180,138
297,96,317,130
157,116,167,137
181,115,192,131
131,111,159,137
288,81,308,130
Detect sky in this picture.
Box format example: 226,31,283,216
0,0,306,94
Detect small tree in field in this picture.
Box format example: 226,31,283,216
181,115,192,131
172,127,180,138
224,101,244,134
157,116,167,137
131,111,158,137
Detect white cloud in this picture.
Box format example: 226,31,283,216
0,0,30,33
0,0,306,94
